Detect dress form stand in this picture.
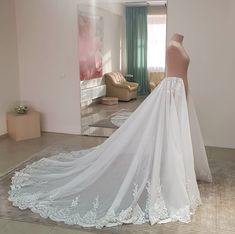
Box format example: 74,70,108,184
166,33,190,96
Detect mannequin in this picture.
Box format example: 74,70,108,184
166,33,189,96
8,35,212,229
166,33,212,183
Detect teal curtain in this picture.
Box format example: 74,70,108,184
126,6,148,95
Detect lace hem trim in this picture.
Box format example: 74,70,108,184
8,168,201,229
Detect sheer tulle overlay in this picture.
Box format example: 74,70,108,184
8,77,212,229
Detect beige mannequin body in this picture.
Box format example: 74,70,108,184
166,33,189,96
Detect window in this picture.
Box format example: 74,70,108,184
147,14,167,72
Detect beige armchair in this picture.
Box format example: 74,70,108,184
148,72,165,92
104,72,139,101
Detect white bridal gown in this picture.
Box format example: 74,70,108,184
9,77,212,229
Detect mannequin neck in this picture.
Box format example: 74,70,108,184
171,33,184,44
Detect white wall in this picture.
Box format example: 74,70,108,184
0,0,20,135
14,0,124,134
79,4,123,74
79,3,124,105
167,0,235,148
78,0,124,16
78,3,124,74
15,0,83,134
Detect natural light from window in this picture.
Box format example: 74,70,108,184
147,14,166,72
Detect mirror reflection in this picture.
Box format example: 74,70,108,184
79,0,167,137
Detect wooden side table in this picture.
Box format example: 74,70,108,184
101,97,118,105
7,111,41,141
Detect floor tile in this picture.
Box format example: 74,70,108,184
0,218,9,229
1,133,235,234
51,226,95,234
81,97,145,137
2,220,53,234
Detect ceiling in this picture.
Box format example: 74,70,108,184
92,0,167,6
124,0,166,6
77,0,167,7
115,0,166,2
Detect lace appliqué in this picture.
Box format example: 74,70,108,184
145,180,169,224
9,167,201,229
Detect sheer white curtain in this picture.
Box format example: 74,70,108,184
147,14,166,72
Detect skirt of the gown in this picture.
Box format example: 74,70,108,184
8,77,212,229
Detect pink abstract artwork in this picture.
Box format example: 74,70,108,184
78,14,103,81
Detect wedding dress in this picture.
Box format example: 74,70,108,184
8,77,212,229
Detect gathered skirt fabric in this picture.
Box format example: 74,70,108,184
8,77,212,228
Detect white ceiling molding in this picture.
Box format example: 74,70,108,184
124,1,167,7
77,0,167,7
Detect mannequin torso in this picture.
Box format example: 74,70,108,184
166,33,189,96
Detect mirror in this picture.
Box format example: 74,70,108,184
78,0,167,137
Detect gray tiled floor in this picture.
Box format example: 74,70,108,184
81,96,145,137
0,133,235,234
0,133,104,234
